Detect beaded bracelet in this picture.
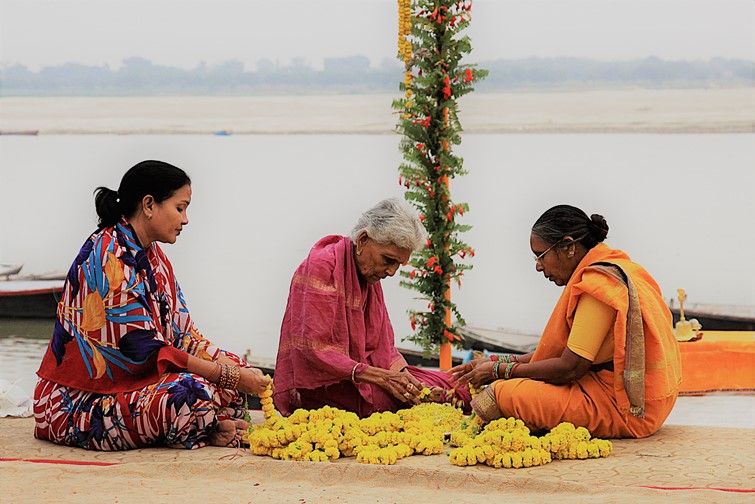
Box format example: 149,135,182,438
217,364,225,388
228,365,240,390
218,364,230,389
490,354,499,362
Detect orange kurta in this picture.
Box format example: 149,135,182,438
480,244,682,438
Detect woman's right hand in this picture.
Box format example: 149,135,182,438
236,367,271,396
448,359,494,388
382,370,423,405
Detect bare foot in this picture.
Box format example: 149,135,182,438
209,419,249,447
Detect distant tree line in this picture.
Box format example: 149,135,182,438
0,56,751,96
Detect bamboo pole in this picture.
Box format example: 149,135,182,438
440,173,452,371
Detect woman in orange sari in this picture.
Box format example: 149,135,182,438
450,205,682,438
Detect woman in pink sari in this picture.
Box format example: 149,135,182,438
273,198,470,417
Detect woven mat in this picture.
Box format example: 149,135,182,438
1,415,752,503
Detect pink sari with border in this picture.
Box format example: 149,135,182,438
273,235,469,417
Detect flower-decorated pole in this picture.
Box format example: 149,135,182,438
394,0,487,368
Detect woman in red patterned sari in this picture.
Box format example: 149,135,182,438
273,198,471,417
34,160,270,450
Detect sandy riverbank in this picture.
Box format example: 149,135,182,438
1,411,753,503
1,88,752,135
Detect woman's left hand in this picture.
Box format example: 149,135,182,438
448,359,494,388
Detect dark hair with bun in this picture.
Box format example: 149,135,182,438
94,160,191,229
531,204,609,250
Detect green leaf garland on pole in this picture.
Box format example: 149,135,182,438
394,0,487,366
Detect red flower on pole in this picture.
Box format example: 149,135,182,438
394,0,486,357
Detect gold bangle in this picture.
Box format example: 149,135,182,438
229,365,240,390
209,362,221,383
219,364,229,389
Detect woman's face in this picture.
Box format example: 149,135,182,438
530,233,575,287
355,232,411,285
146,184,191,245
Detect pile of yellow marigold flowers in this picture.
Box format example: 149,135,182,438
244,379,612,468
448,416,612,468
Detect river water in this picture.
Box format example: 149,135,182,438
1,133,753,396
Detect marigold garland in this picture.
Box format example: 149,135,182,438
244,399,465,465
244,385,612,468
448,418,613,468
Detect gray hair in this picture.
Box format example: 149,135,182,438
350,197,428,251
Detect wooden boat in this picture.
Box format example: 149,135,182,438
456,325,540,354
669,302,755,331
0,280,64,318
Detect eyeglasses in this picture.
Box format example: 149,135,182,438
533,240,561,264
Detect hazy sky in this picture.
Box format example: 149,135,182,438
1,0,752,70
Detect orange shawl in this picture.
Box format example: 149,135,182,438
532,244,682,418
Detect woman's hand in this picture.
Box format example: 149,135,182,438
356,365,423,405
448,359,494,388
236,367,271,396
385,369,424,405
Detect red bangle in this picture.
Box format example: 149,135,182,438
490,354,499,362
510,362,521,379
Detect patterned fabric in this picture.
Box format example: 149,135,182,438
34,373,245,450
34,221,246,450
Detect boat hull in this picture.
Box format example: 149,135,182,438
0,281,64,318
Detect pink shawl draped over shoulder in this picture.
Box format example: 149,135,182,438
273,236,406,415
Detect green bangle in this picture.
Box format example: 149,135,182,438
493,361,501,380
503,362,516,380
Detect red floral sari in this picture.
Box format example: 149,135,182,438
34,222,247,450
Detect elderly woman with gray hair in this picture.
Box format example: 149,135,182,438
273,198,471,417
